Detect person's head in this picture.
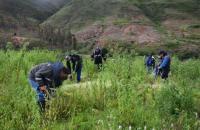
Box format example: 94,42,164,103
13,33,17,36
159,50,167,58
95,46,101,51
60,67,71,80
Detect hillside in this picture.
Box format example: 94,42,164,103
0,0,70,29
0,0,72,48
43,0,200,57
0,0,199,58
43,0,159,44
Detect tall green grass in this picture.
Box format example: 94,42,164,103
0,50,199,130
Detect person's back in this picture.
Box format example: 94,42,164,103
29,62,67,87
72,54,82,63
145,54,156,73
158,51,171,79
146,55,154,67
70,54,82,70
66,54,83,83
51,62,69,87
160,55,171,69
29,62,70,111
29,63,53,87
94,47,102,56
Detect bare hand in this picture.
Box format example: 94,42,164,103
40,86,47,93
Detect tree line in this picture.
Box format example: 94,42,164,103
39,24,77,50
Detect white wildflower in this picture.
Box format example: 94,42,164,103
118,125,122,129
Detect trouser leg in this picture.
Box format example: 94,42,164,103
29,79,46,112
76,66,82,83
161,69,170,79
37,92,46,112
147,66,151,73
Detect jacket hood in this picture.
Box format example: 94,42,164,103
51,62,64,79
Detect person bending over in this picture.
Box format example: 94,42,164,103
29,62,71,112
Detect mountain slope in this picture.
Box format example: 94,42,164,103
43,0,199,46
43,0,162,44
0,0,70,29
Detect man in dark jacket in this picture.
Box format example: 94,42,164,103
91,47,104,69
158,50,171,79
65,54,83,83
29,62,70,111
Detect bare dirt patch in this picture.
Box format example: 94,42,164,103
76,23,161,44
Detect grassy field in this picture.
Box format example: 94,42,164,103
0,50,200,130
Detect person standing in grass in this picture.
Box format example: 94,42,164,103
29,62,71,112
65,54,83,83
158,50,171,79
12,33,21,49
91,47,104,69
145,53,155,73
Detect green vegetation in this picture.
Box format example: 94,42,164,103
0,50,199,129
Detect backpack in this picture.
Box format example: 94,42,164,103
146,56,154,66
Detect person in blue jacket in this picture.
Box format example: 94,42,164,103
158,50,171,79
29,62,71,112
145,53,155,73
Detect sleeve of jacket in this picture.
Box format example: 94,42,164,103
66,61,72,73
159,56,170,69
35,65,53,86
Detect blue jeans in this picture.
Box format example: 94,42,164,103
76,66,82,82
29,79,46,103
